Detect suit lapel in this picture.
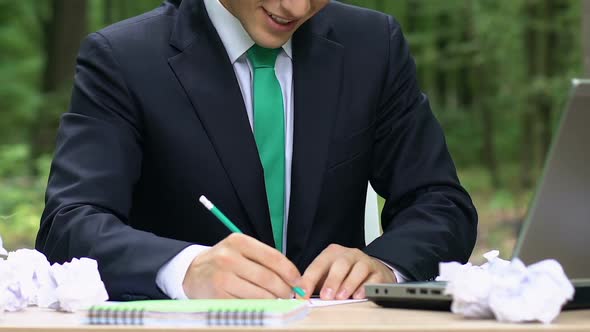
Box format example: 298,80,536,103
287,22,344,264
167,0,274,246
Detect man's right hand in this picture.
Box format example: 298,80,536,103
182,233,302,299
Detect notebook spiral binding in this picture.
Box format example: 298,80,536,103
87,307,145,325
87,306,266,326
206,309,265,326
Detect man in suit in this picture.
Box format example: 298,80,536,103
36,0,478,301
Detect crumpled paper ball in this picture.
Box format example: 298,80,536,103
439,250,574,324
7,249,54,308
0,242,108,313
0,249,52,312
49,258,109,312
0,235,6,314
0,259,15,314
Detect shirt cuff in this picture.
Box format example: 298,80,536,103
373,258,408,283
156,244,211,299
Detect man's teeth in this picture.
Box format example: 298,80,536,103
270,14,292,24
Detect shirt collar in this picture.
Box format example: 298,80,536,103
203,0,292,63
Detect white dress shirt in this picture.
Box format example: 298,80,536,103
156,0,403,300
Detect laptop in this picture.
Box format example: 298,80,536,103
365,79,590,310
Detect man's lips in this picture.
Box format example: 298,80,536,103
263,8,298,25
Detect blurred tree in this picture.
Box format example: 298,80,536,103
345,0,581,190
0,0,161,249
467,1,500,188
100,0,161,26
0,1,42,145
29,0,88,174
584,0,590,76
104,0,114,25
520,0,578,187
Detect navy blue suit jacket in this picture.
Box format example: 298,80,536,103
36,0,477,300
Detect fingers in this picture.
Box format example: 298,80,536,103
204,270,278,299
334,260,371,300
223,273,277,299
319,258,351,299
318,247,366,300
300,245,342,298
351,272,383,299
301,244,396,300
183,235,394,301
183,233,302,299
232,252,294,299
227,234,301,287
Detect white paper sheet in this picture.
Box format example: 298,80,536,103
309,298,367,307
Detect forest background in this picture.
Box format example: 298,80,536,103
1,0,589,263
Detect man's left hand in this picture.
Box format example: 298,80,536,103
299,244,397,300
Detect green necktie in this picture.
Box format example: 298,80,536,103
247,45,285,253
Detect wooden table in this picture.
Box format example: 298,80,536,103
0,302,589,331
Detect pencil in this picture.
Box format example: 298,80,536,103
198,195,307,298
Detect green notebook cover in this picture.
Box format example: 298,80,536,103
86,299,309,326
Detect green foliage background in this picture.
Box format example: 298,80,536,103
0,0,584,263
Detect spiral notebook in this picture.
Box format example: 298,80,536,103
85,299,309,326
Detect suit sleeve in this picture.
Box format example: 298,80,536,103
35,32,192,300
363,16,478,281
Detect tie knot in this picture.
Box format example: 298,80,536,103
247,45,280,69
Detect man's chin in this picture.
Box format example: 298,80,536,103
251,31,290,49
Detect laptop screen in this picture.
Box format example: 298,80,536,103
512,79,590,279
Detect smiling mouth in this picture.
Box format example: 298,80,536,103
264,8,296,25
